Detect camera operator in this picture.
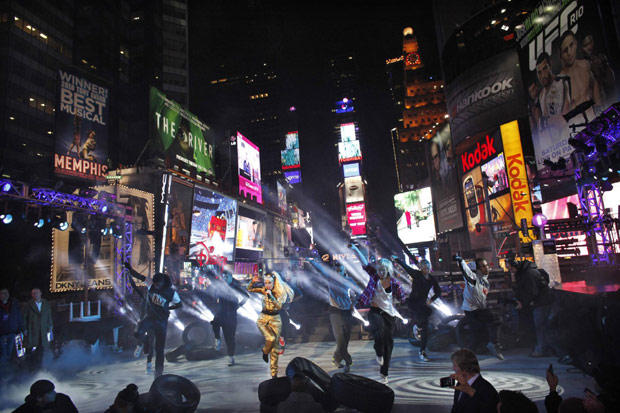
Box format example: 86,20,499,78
455,256,504,360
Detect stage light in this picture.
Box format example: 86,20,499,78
1,182,11,192
71,213,87,234
101,205,108,213
568,137,594,154
58,221,68,231
101,227,109,236
34,218,45,229
532,213,548,228
2,213,13,224
51,210,68,231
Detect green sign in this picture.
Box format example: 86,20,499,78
149,87,215,177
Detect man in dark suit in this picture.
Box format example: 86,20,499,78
450,349,499,413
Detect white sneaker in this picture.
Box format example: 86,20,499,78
215,338,222,351
228,356,235,366
419,350,429,362
134,344,143,358
146,362,153,374
380,374,389,385
376,355,384,366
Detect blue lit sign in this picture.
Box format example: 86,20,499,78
343,163,360,178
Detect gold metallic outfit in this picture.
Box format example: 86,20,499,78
247,272,294,377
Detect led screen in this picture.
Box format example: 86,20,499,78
346,203,366,235
277,180,287,214
236,215,265,251
480,153,509,196
394,188,436,244
338,140,361,163
340,123,356,142
336,99,354,113
344,176,364,204
281,131,300,170
343,163,360,178
189,186,237,262
237,132,262,204
284,170,301,184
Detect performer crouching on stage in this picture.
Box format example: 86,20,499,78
351,244,406,385
247,269,294,378
124,262,182,377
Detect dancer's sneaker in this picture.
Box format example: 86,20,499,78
380,374,389,385
332,357,345,368
343,362,352,373
487,342,504,360
376,355,384,366
134,344,143,358
146,362,153,375
228,356,235,366
214,338,222,352
262,352,269,363
419,350,430,362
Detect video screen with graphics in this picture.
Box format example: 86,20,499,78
237,132,262,204
344,176,364,204
346,203,366,236
338,140,361,163
277,180,287,214
394,188,436,244
284,170,301,184
340,123,356,142
343,162,360,178
481,153,509,196
236,213,265,252
189,186,237,262
281,131,300,170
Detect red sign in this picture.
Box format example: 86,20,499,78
195,241,227,268
346,203,367,235
461,134,497,173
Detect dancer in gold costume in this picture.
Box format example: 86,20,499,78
247,270,294,378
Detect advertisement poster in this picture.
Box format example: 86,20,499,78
481,153,510,196
430,123,463,233
445,50,528,146
344,176,364,204
346,203,367,236
236,213,265,252
284,170,301,184
281,131,300,170
54,69,109,181
277,180,287,215
189,186,237,263
149,87,215,177
343,162,360,178
461,166,486,250
164,179,193,279
340,123,357,141
237,132,263,204
517,0,619,201
51,211,114,292
338,141,362,163
394,188,436,245
96,185,155,279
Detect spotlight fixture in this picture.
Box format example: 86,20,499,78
1,213,13,224
568,137,594,154
51,211,68,231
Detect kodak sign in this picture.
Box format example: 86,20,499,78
461,134,497,173
500,121,533,241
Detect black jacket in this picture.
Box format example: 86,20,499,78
395,258,441,306
0,297,24,335
514,260,552,308
451,375,499,413
13,393,78,413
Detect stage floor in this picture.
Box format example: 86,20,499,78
1,338,597,412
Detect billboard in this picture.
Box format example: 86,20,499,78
189,186,237,263
284,170,301,184
430,123,463,233
336,99,354,113
54,69,110,181
340,123,357,142
149,87,215,177
516,0,619,202
481,153,509,196
346,203,367,236
338,141,362,163
394,188,436,245
281,131,300,170
344,176,364,204
236,214,265,252
165,179,193,280
237,132,262,204
277,180,287,215
343,162,360,178
445,50,528,145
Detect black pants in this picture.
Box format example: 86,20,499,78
329,307,353,365
409,303,432,351
135,317,167,377
211,311,237,357
368,307,395,376
464,308,501,346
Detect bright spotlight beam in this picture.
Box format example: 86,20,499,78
289,319,301,330
429,298,454,318
352,307,369,327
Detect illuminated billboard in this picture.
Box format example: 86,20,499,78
189,186,237,263
54,69,110,181
343,163,360,178
236,212,265,252
277,180,287,214
340,123,357,142
336,98,354,114
344,176,364,204
237,132,262,204
149,87,215,177
394,188,436,245
480,153,509,196
281,131,300,170
285,170,301,184
346,203,367,236
338,141,362,163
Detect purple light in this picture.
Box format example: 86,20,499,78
532,213,548,228
1,182,10,192
289,106,296,112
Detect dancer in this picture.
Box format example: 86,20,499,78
308,258,356,372
67,114,81,155
80,130,97,161
211,268,249,366
124,262,182,377
393,256,440,361
247,269,294,378
352,244,406,385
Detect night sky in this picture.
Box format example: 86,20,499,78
188,0,440,231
